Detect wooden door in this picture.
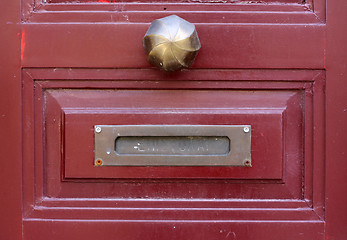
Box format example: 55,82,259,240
1,0,347,239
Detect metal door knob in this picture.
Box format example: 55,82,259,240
143,15,201,72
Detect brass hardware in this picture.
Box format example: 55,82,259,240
95,158,103,166
244,159,252,167
95,126,102,133
94,125,251,166
143,15,201,72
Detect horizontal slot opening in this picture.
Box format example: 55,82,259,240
115,136,230,156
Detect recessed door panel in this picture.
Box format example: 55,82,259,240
41,88,303,180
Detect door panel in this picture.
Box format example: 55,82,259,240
22,24,325,69
22,68,325,233
53,88,292,179
0,0,345,239
22,0,327,236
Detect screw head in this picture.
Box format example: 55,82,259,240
243,127,250,133
95,126,102,133
95,159,103,166
244,159,252,167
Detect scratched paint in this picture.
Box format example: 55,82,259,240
21,29,25,61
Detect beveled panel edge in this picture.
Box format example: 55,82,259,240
22,1,325,24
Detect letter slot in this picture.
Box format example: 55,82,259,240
94,125,251,166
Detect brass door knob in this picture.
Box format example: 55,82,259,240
143,15,201,72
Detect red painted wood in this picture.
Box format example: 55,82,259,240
31,0,324,21
27,11,321,23
29,207,321,220
3,0,347,238
39,3,311,12
39,198,310,208
63,111,283,179
24,68,323,82
22,2,321,22
325,0,347,239
0,0,22,239
21,23,325,69
21,69,325,228
23,220,325,240
58,90,291,180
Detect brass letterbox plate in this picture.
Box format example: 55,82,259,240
94,125,251,166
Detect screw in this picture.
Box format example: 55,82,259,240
95,126,102,133
95,159,103,166
243,127,250,133
244,160,251,167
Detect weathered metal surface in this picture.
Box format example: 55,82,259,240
143,15,201,71
115,136,230,155
94,125,251,166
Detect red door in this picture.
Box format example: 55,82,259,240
1,0,347,239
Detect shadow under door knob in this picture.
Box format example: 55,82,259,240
142,15,201,72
